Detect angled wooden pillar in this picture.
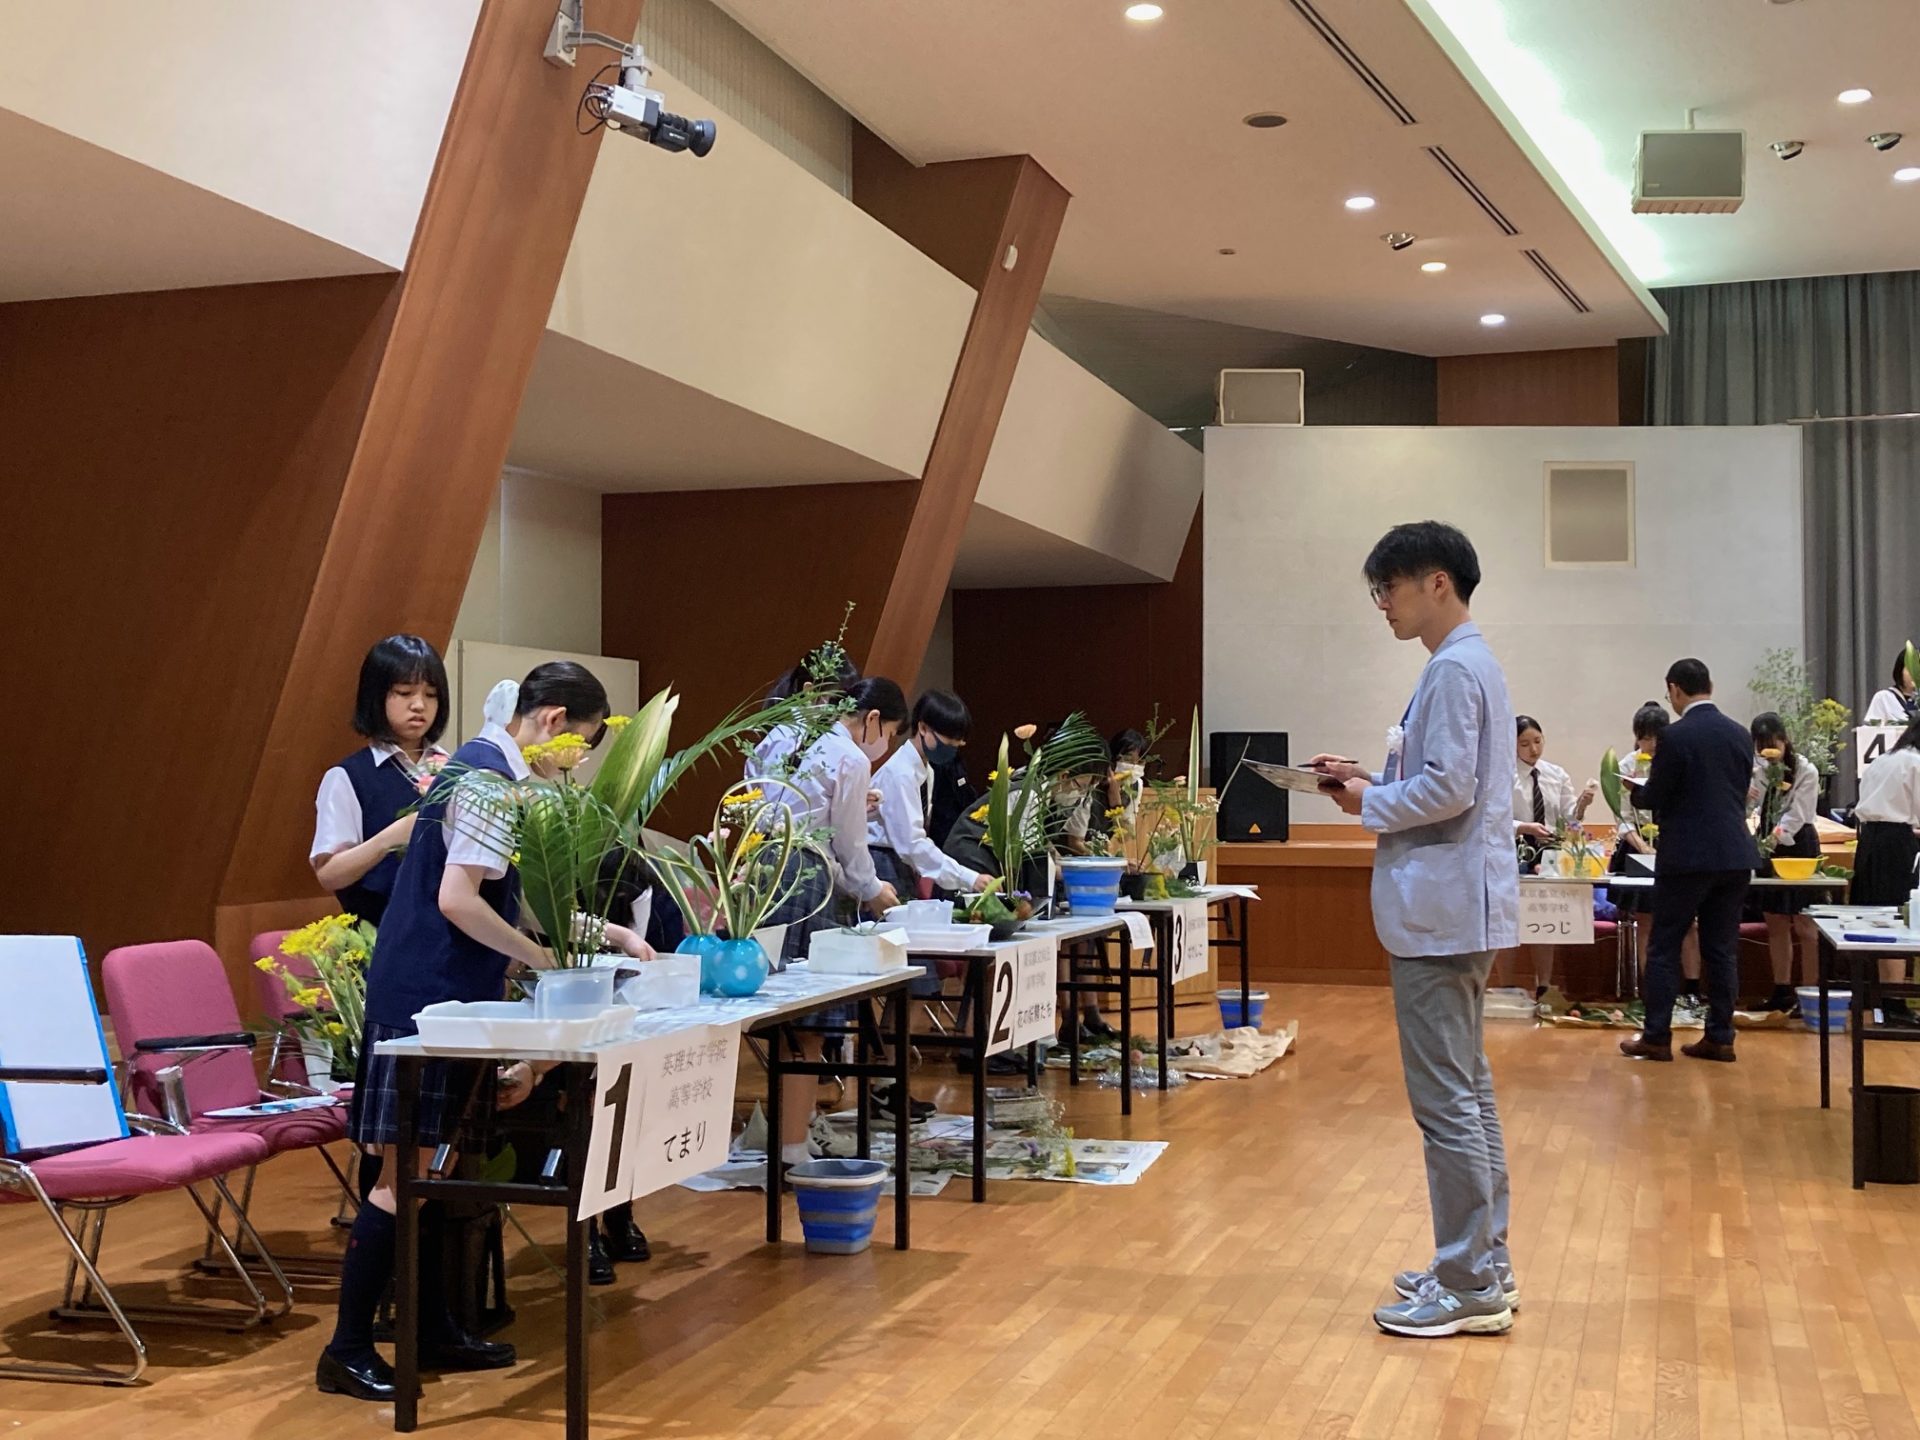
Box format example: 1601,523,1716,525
215,0,646,964
852,130,1070,683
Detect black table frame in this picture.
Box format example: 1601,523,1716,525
1112,893,1254,1093
386,973,916,1440
1813,931,1920,1188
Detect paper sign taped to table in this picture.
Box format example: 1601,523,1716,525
985,937,1057,1056
1170,898,1211,984
1118,911,1155,950
577,1025,740,1218
1517,881,1594,946
578,1038,649,1220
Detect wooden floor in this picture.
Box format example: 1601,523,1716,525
7,985,1920,1439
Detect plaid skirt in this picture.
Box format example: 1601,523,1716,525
348,1020,488,1148
765,855,837,965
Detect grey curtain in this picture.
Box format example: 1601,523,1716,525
1646,270,1920,794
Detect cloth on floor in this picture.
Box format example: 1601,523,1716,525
1166,1022,1297,1079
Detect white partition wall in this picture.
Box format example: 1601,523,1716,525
1203,426,1804,819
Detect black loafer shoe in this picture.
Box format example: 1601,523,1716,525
603,1211,652,1264
589,1226,616,1286
317,1348,398,1402
423,1331,517,1372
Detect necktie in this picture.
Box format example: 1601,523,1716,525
1531,769,1547,828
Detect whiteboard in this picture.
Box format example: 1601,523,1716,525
0,936,127,1154
453,641,641,786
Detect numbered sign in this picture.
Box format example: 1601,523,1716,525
577,1039,649,1220
1857,725,1895,780
985,937,1057,1056
1169,899,1211,984
631,1024,739,1201
1517,881,1594,946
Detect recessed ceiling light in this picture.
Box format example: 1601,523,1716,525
1838,88,1873,105
1344,195,1376,211
1896,166,1920,182
1421,261,1448,273
1124,3,1164,20
1218,247,1238,255
1243,112,1289,129
1480,313,1506,327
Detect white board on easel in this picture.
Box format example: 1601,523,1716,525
0,936,128,1154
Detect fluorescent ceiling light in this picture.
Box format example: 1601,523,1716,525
1421,261,1448,272
1344,195,1376,211
1896,166,1920,182
1124,3,1164,20
1838,88,1873,105
1480,313,1506,326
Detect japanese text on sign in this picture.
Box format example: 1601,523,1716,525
986,937,1057,1056
1516,881,1594,946
578,1024,740,1219
1170,899,1211,984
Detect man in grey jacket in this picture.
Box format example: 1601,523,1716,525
1314,521,1520,1338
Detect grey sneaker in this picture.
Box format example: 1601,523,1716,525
1374,1278,1513,1337
1393,1262,1520,1312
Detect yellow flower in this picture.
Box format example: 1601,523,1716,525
604,715,632,730
292,987,325,1008
1634,751,1653,764
1104,806,1127,820
524,733,591,769
969,804,990,823
254,957,277,972
738,830,766,858
1758,747,1784,762
510,850,522,865
987,770,1002,782
727,787,765,807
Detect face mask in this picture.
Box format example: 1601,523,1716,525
856,720,892,762
923,737,959,767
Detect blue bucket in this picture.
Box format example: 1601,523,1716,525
786,1159,888,1254
1796,986,1851,1033
1218,988,1268,1030
1059,857,1126,915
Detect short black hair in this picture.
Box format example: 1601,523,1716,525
1109,728,1147,761
517,661,609,723
1632,702,1670,744
1665,658,1712,696
1895,650,1914,687
352,634,450,745
846,675,909,726
1362,520,1481,603
912,689,971,740
1515,715,1541,738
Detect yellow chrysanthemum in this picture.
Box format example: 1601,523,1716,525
1634,751,1653,764
523,733,591,769
738,830,766,858
254,957,277,972
1758,747,1785,762
969,804,990,823
726,787,765,807
604,715,633,730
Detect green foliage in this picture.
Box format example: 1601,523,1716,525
1749,648,1851,777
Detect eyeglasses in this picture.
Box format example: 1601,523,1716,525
1368,572,1433,604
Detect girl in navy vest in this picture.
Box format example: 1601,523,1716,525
310,635,452,925
319,661,654,1403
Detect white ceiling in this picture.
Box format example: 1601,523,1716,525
713,0,1665,356
0,107,386,303
509,332,911,490
1421,0,1920,288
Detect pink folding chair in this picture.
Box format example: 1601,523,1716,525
0,936,290,1386
103,940,354,1276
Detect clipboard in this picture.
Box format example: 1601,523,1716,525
1242,758,1340,796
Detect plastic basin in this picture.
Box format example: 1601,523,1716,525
1217,988,1268,1030
1060,857,1126,915
1796,985,1851,1032
786,1158,888,1254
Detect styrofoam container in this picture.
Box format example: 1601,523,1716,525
808,926,910,973
896,924,992,954
618,952,701,1011
414,999,633,1050
885,900,955,930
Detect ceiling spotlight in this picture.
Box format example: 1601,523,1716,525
1895,166,1920,182
1380,232,1417,251
1242,112,1289,129
1218,247,1238,255
1838,88,1873,105
1421,261,1448,273
1124,3,1163,20
1770,139,1805,160
1344,195,1376,211
1868,132,1904,152
1480,313,1506,327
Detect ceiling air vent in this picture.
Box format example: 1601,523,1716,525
1287,0,1417,125
1425,146,1520,236
1522,249,1591,314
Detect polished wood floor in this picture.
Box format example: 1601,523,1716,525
7,985,1920,1439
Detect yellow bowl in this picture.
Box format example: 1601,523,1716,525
1770,857,1820,880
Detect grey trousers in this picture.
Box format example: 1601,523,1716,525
1389,951,1511,1294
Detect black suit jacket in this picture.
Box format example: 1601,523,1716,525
1637,701,1760,875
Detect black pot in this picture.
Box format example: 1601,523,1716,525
1178,862,1201,883
988,918,1023,943
1119,873,1148,901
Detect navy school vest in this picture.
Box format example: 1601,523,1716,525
332,748,422,925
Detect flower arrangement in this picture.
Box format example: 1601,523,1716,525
1547,819,1608,878
1749,648,1851,775
1755,744,1790,855
431,684,824,967
977,712,1107,892
254,913,374,1068
649,782,832,941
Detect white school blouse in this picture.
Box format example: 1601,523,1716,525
1855,747,1920,827
865,743,981,893
1512,759,1579,831
789,726,887,903
1865,688,1914,726
1749,753,1819,839
310,741,450,861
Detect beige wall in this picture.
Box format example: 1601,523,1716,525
0,0,479,267
454,471,602,657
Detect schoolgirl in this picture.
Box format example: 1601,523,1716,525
309,635,452,924
1749,711,1822,1012
867,689,994,900
318,661,652,1403
1864,649,1918,726
1506,715,1597,996
746,646,860,783
1850,715,1920,1025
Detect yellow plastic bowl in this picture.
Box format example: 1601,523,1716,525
1770,857,1820,881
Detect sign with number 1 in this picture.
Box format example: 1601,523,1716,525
577,1039,648,1220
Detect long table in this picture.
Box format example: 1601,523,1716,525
1810,910,1920,1188
1117,887,1256,1087
376,964,921,1440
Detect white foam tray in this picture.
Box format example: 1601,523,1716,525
895,924,993,953
414,1000,632,1049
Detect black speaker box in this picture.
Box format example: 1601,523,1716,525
1211,731,1289,843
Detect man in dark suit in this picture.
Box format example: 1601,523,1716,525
1621,658,1760,1063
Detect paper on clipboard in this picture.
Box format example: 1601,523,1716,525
1242,758,1339,796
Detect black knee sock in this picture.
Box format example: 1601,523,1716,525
357,1152,384,1205
329,1204,396,1361
417,1201,460,1345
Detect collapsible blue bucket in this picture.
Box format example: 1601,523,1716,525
1796,987,1851,1033
1218,988,1268,1030
786,1159,888,1254
1060,857,1126,915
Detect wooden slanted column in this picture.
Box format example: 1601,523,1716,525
852,126,1070,684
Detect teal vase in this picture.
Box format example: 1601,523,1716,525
707,936,771,997
676,933,726,993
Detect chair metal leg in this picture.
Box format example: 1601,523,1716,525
191,1151,349,1282
0,1174,147,1386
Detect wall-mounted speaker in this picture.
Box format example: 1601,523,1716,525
1211,730,1289,843
1217,369,1305,426
1633,129,1745,214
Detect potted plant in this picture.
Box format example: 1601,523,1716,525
975,714,1110,917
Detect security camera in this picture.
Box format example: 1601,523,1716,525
1770,139,1805,160
596,76,717,156
1380,232,1417,251
1868,132,1904,152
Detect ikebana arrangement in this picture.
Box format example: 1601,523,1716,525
957,713,1108,926
1117,709,1223,899
1748,647,1853,774
255,913,375,1077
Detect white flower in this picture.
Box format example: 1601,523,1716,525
1385,724,1406,757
